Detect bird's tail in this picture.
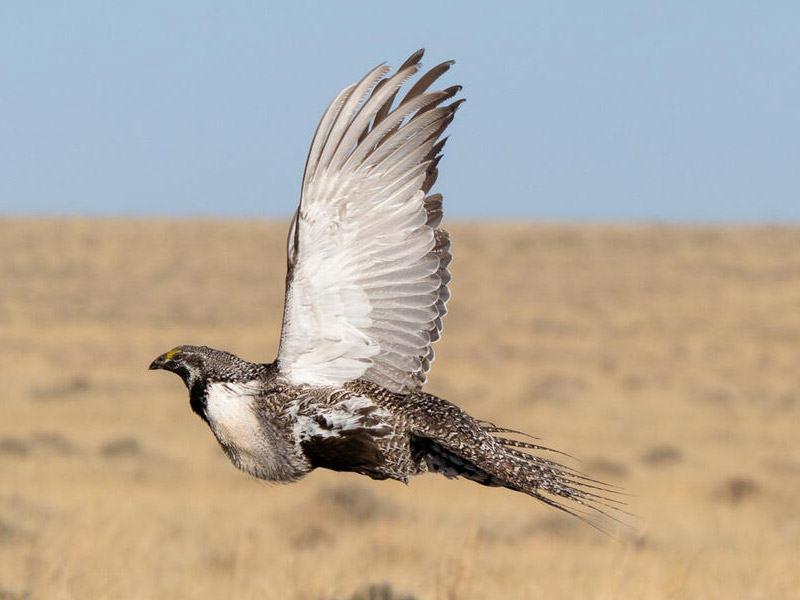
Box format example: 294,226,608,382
409,401,628,534
475,420,629,533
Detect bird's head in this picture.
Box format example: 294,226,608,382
149,345,213,389
149,344,263,389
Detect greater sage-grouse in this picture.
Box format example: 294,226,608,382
150,50,621,527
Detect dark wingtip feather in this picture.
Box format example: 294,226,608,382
401,60,458,107
401,49,426,69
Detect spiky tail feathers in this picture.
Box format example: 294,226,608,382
407,396,627,532
475,422,629,533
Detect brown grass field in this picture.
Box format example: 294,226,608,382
2,219,799,599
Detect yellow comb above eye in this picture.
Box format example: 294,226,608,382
166,349,183,360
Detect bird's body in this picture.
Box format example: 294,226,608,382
150,50,621,528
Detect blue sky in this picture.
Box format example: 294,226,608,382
1,2,798,221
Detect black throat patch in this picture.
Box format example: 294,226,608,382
188,380,210,424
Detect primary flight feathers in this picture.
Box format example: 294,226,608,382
279,50,462,393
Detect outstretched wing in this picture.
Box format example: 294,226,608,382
276,50,461,394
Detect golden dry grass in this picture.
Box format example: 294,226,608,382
2,219,799,599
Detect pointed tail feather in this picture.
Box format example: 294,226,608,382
489,437,631,535
410,409,630,534
403,392,630,533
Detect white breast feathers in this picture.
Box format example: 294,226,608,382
204,381,304,482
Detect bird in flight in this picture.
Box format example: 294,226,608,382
150,50,621,528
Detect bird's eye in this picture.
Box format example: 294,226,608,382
166,349,183,360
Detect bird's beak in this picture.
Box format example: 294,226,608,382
150,348,185,373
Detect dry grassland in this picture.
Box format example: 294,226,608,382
2,219,799,599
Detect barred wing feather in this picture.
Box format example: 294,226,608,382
277,50,461,394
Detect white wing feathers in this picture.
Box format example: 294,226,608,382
277,50,460,394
